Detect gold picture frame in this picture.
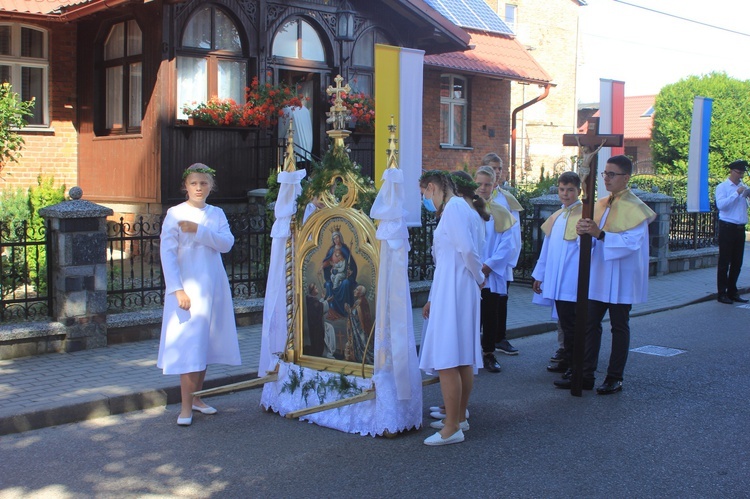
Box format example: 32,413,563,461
294,205,379,377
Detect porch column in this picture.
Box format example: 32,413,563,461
39,187,113,352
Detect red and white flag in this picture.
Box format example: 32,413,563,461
597,79,625,198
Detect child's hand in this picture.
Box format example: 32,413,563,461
422,301,431,319
481,264,492,277
178,221,198,233
532,280,543,294
175,290,191,310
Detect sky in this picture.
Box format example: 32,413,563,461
576,0,750,103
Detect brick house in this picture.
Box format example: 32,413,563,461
0,0,470,219
487,0,586,184
421,0,552,176
1,0,554,217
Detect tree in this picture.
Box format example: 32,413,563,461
0,82,35,174
651,72,750,178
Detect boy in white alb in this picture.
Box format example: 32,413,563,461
570,155,656,395
481,153,522,355
531,172,582,384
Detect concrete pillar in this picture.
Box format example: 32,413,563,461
632,186,674,277
39,187,113,352
529,185,563,256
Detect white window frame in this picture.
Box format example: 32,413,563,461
176,6,246,120
440,73,468,147
504,4,517,32
0,23,49,127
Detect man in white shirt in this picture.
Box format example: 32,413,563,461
568,155,656,395
715,159,750,304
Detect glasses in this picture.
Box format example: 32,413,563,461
601,171,629,179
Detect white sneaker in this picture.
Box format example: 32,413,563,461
424,429,465,446
430,420,469,431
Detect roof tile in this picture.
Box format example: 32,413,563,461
424,29,552,84
1,0,90,15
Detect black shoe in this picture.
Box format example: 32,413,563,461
483,353,502,373
546,361,569,373
554,377,594,390
729,295,749,303
718,295,734,304
495,340,519,355
561,368,573,380
550,348,565,363
596,378,623,395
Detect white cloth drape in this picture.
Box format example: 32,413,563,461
369,168,422,430
257,169,306,376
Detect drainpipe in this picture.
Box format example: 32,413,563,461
510,83,550,186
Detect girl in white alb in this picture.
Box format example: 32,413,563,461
157,163,241,426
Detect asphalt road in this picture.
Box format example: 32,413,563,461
2,300,749,498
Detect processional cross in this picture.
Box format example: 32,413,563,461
561,117,623,396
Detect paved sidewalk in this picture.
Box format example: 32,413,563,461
2,251,748,436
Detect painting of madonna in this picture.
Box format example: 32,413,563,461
320,228,358,319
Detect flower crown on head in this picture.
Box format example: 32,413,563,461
183,163,216,180
419,169,452,183
451,172,478,192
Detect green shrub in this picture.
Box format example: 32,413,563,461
0,82,34,173
1,186,31,298
27,176,65,290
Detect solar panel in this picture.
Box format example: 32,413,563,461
424,0,514,35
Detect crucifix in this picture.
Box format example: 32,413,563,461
561,117,623,396
325,74,351,131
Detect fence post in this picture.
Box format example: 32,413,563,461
632,186,674,277
39,187,113,352
529,185,563,257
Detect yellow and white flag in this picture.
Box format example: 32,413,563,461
374,44,424,227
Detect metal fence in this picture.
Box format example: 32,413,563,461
669,200,719,251
0,220,52,322
101,206,608,313
107,217,165,311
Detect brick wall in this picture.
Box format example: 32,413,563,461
486,0,582,183
422,69,511,172
1,23,77,194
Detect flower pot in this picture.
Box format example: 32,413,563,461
188,117,210,126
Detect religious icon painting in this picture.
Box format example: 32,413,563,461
295,207,378,376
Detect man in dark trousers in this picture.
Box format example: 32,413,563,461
715,159,750,304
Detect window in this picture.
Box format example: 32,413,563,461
504,4,517,31
272,19,325,62
440,74,468,147
177,6,246,119
350,28,390,96
0,24,48,126
100,20,142,133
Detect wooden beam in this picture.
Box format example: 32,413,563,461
285,389,376,419
193,372,278,397
422,377,440,387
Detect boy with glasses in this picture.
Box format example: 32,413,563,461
561,155,655,394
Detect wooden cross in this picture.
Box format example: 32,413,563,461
325,75,351,131
561,117,623,396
